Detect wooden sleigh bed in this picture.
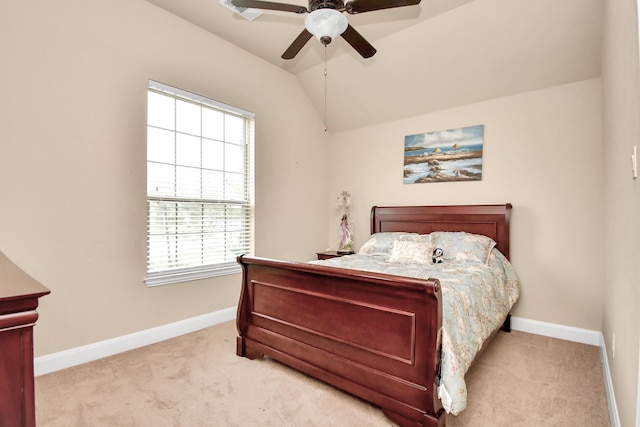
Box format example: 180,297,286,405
236,204,513,427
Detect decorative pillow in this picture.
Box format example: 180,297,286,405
429,231,496,264
358,232,417,256
396,233,431,244
388,240,435,264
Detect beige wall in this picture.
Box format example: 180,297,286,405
1,0,637,423
327,79,605,331
0,0,329,356
602,0,640,425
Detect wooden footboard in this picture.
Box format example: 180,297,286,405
236,255,445,427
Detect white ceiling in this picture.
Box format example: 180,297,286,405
145,0,603,133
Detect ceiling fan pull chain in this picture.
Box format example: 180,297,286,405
323,45,328,132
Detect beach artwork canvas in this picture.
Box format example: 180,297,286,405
404,124,484,184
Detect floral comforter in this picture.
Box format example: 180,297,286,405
309,249,520,415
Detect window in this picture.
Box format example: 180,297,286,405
145,80,254,286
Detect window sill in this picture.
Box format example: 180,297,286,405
145,262,241,287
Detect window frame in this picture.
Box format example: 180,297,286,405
145,80,255,287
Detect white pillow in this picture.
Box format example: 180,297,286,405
397,233,431,244
388,240,435,264
358,232,417,256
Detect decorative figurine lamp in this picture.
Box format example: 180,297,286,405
336,190,354,254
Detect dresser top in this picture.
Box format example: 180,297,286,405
0,251,50,301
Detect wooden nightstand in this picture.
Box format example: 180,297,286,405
316,251,354,260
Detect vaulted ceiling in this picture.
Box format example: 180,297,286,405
145,0,603,133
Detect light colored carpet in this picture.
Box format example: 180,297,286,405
35,321,610,426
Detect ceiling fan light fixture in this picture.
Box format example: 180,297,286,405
305,9,348,45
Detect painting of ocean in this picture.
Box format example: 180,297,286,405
404,124,484,184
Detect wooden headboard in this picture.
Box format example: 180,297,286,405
370,204,512,259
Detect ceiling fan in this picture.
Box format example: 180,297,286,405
230,0,422,59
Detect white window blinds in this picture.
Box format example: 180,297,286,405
145,80,255,286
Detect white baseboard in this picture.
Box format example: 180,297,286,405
34,306,236,377
510,316,619,427
510,316,600,346
34,311,621,427
598,333,622,427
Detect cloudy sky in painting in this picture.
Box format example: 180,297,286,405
405,124,484,149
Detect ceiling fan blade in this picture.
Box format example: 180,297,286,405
345,0,420,14
341,25,377,58
281,29,313,59
231,0,308,13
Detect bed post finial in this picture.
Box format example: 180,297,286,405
370,206,378,235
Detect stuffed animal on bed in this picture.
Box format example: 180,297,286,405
432,247,444,264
